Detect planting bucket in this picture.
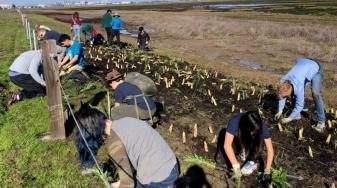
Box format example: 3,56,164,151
125,72,158,96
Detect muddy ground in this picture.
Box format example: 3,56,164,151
57,43,337,187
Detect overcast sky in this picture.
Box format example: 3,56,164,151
0,0,158,6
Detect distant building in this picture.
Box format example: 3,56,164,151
0,4,12,9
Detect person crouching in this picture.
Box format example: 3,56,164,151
106,70,156,121
215,111,274,187
6,50,46,106
75,106,179,187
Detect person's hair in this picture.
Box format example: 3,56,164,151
237,111,263,159
139,26,144,32
107,9,111,13
58,34,71,43
278,80,292,97
73,12,79,17
75,105,106,168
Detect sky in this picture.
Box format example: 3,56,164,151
0,0,156,6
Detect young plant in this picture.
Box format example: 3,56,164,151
183,154,216,169
271,167,292,188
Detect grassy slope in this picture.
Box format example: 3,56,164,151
0,12,100,186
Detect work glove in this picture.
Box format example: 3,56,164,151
232,163,242,179
274,111,282,120
111,180,120,188
281,117,292,124
137,42,139,46
262,168,272,188
145,41,148,45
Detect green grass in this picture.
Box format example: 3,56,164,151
0,11,101,186
27,14,71,35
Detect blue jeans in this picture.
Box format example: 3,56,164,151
311,68,326,124
73,24,81,41
136,163,179,188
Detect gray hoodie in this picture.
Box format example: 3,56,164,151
9,50,45,86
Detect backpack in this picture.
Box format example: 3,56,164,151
124,72,157,96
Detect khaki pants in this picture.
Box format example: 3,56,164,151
110,104,156,121
59,64,86,77
107,130,135,188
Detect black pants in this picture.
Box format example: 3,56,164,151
111,29,120,43
10,74,45,99
105,27,112,45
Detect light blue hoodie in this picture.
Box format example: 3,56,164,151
278,58,319,120
111,17,122,30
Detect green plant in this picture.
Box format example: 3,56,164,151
271,167,292,188
183,154,215,169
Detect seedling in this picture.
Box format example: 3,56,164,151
211,96,217,106
207,89,211,96
298,128,304,140
182,131,186,144
169,124,173,133
204,141,209,152
237,93,241,101
232,105,235,112
208,125,214,134
193,124,198,138
308,146,313,158
211,134,217,143
326,134,331,144
328,120,332,128
251,86,256,96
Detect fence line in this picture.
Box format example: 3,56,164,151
18,10,38,50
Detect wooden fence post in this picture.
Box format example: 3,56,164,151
28,22,32,50
41,40,65,140
33,29,37,50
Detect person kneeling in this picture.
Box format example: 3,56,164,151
76,106,179,187
215,111,274,186
58,34,86,77
7,50,46,106
106,70,156,121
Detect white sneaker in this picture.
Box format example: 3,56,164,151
241,161,258,175
313,122,325,133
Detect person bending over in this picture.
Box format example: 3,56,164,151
7,50,45,106
105,70,156,120
75,106,179,188
215,111,274,187
58,34,86,76
275,58,326,133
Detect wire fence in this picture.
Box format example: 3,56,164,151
16,9,111,188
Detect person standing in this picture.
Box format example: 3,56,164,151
137,27,150,51
6,50,46,106
102,9,112,45
274,58,326,133
70,12,82,41
111,13,122,43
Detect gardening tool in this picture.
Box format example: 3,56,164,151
286,174,304,181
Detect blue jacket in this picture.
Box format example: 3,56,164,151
278,58,319,120
111,17,122,30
